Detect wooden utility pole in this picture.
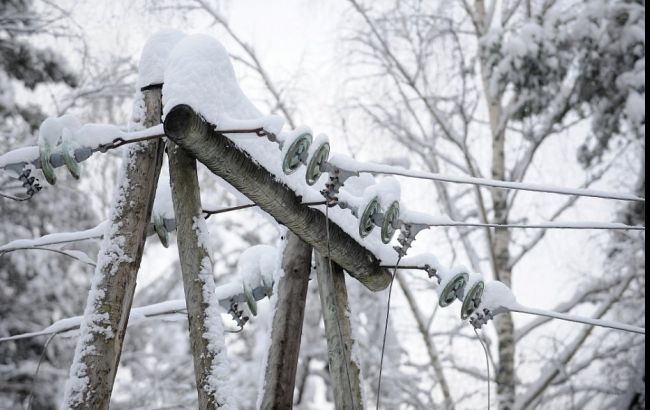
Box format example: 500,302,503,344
315,253,365,410
260,233,312,409
62,87,165,409
168,142,234,409
163,104,392,291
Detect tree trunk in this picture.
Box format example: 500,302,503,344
162,104,391,291
168,142,235,409
477,27,517,405
315,253,365,410
260,233,312,409
490,102,516,410
61,88,165,409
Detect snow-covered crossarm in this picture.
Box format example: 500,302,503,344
0,222,108,252
401,209,646,231
163,105,392,291
0,282,270,343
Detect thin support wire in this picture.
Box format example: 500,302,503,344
0,190,33,201
474,328,491,410
376,255,402,410
203,201,326,219
97,134,166,152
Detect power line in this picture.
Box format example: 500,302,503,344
326,157,645,203
509,305,645,335
421,220,645,231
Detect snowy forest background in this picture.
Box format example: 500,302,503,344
0,0,645,409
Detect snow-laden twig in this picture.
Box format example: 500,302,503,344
1,247,96,266
0,222,107,252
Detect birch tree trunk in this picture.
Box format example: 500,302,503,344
260,232,312,409
476,4,517,402
488,86,516,410
315,253,365,410
61,87,165,409
168,142,235,410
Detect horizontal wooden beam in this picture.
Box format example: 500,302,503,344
163,104,391,291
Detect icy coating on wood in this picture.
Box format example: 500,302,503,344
61,143,137,408
192,216,237,409
61,32,168,406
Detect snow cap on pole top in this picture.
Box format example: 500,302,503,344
137,28,186,90
162,33,285,136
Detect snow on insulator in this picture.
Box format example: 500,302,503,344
152,174,175,248
39,114,83,146
468,280,517,329
279,126,312,175
460,273,485,320
305,134,330,186
237,245,280,316
479,280,518,312
153,175,174,219
38,114,83,184
334,178,401,244
436,266,470,308
353,178,401,243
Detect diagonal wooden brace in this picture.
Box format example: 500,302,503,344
163,104,392,291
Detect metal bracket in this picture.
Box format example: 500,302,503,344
320,163,359,207
394,222,429,258
18,168,43,198
469,308,494,330
226,301,250,333
423,264,439,280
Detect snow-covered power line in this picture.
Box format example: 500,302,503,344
509,305,646,335
0,282,270,343
468,281,646,336
326,155,645,202
298,139,643,202
0,121,165,198
403,210,646,231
